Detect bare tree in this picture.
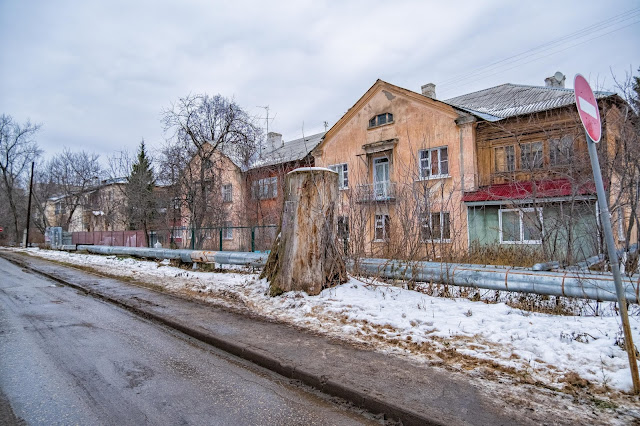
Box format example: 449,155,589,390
31,163,59,234
156,141,188,246
46,149,103,231
0,114,42,244
161,94,261,243
605,68,640,272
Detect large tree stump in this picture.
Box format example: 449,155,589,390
261,167,347,296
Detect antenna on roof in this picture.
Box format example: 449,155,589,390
323,121,329,131
257,105,270,134
257,105,277,158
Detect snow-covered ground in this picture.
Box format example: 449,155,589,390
13,247,640,395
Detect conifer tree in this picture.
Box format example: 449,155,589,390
126,140,156,246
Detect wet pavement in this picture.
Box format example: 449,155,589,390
0,256,377,425
0,250,611,425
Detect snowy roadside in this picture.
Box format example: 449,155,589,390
12,247,640,398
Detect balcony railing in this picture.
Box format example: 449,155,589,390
356,181,397,203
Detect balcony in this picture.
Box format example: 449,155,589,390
356,182,397,203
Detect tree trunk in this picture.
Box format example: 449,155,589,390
261,168,347,296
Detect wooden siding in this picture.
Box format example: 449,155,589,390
475,107,590,186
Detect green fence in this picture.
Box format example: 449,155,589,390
148,225,278,252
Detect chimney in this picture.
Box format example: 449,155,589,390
421,83,436,99
544,71,566,88
267,132,283,148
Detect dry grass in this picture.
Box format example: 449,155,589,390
461,243,548,267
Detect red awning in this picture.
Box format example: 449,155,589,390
462,179,596,203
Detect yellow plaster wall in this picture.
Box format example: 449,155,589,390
314,82,473,257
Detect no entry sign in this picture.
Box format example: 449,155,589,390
574,74,602,143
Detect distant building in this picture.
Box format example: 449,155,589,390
44,178,128,232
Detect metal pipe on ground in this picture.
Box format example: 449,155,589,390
352,258,639,303
573,243,638,270
76,245,265,266
71,246,638,303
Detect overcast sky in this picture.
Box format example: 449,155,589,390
1,0,638,164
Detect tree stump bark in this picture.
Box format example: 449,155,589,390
261,167,347,296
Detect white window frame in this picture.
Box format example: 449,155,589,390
498,207,543,244
373,157,391,199
222,184,233,203
223,221,233,240
418,147,449,180
374,214,390,242
328,163,349,190
420,211,451,242
617,207,626,242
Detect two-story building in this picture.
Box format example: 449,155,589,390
44,178,128,232
312,79,476,260
311,73,635,264
180,132,324,251
447,73,632,264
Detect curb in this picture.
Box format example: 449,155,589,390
2,252,439,426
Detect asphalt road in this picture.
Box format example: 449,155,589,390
0,257,376,425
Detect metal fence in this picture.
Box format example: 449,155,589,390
70,226,278,252
73,230,148,247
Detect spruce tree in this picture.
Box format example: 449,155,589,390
127,140,156,246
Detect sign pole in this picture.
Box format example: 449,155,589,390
585,134,640,394
575,73,639,393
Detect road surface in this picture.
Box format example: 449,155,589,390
0,257,376,425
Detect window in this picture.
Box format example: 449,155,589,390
374,214,390,241
419,147,449,179
617,208,626,242
223,221,233,240
337,216,350,239
251,177,278,200
222,184,233,203
54,201,64,215
495,145,515,172
338,216,350,253
203,180,213,199
328,163,348,189
373,157,392,199
172,197,181,210
368,113,394,128
520,142,543,170
550,135,574,166
420,211,451,241
499,208,543,244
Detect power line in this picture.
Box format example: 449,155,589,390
438,7,640,91
440,19,640,97
438,7,639,88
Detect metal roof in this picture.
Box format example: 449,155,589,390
249,131,325,170
462,179,596,203
443,83,615,122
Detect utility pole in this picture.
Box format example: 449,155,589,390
24,161,35,248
